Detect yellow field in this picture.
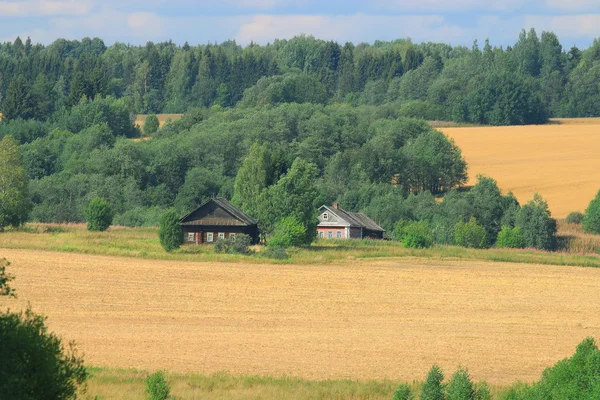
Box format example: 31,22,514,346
442,118,600,218
2,249,599,387
135,113,183,128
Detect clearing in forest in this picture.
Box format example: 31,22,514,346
442,118,600,218
2,248,599,385
135,113,183,128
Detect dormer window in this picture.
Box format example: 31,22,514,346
323,213,329,220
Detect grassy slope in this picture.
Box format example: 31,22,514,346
1,223,599,268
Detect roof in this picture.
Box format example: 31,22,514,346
319,205,385,232
180,197,258,226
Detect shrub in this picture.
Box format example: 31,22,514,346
496,226,525,249
0,258,15,297
214,238,228,253
262,246,289,260
268,217,308,248
145,371,170,400
566,211,584,225
583,190,600,234
0,307,88,399
159,210,183,252
213,234,253,255
395,220,434,249
454,217,487,249
447,368,475,400
393,383,414,400
143,114,160,135
84,197,113,232
516,194,557,250
421,365,445,400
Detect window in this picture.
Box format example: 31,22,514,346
230,233,236,241
323,213,329,220
187,232,195,242
328,231,333,239
207,232,214,243
337,231,342,239
319,231,324,238
218,232,225,240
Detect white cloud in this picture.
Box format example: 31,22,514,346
127,12,165,38
235,13,468,45
523,14,600,38
373,0,529,12
0,0,92,17
545,0,600,12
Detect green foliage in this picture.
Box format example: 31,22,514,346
0,307,88,399
566,211,584,225
143,114,160,135
446,368,475,400
583,190,600,234
159,210,183,252
421,365,445,400
261,246,290,260
0,136,31,230
392,383,414,400
145,371,171,400
214,234,252,255
0,258,15,297
269,217,308,248
496,226,525,249
454,217,487,249
395,220,434,248
85,197,114,232
516,194,557,250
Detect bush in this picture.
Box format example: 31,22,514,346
84,197,113,231
145,371,170,400
516,194,557,250
395,220,434,249
583,190,600,234
447,368,475,400
393,383,414,400
421,365,445,400
213,234,253,255
143,114,160,136
0,258,15,297
566,211,584,225
0,307,88,399
262,246,289,260
454,217,487,249
159,210,183,252
268,217,308,248
496,226,525,249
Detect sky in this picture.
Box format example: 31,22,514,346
1,0,600,48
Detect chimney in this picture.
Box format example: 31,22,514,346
333,202,339,209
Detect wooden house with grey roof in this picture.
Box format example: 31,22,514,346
317,203,385,240
180,198,260,245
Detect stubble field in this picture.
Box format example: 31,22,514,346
2,248,600,387
442,118,600,218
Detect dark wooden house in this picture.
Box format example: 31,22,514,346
180,198,260,245
317,203,385,240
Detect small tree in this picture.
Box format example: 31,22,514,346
0,307,88,399
583,190,600,234
85,197,113,232
0,258,15,297
566,211,584,225
268,217,308,248
159,210,183,252
395,220,434,249
421,365,445,400
447,368,475,400
516,193,557,250
0,136,31,231
143,114,160,135
496,226,525,249
145,371,170,400
393,383,414,400
454,217,487,249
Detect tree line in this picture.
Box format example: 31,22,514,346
2,30,600,125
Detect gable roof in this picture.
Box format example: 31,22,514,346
180,197,257,226
319,205,385,232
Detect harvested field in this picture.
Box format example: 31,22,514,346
2,249,600,385
135,113,183,128
442,119,600,218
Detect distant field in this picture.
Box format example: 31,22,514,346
1,248,599,387
442,118,600,218
135,114,183,128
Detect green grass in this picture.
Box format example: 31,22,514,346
83,367,508,400
2,223,600,268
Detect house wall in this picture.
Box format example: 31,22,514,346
317,226,347,239
363,229,384,240
349,227,363,239
182,225,259,245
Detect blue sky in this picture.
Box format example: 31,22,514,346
1,0,600,48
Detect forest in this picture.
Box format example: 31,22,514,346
0,28,595,249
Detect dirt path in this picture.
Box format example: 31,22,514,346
2,249,599,384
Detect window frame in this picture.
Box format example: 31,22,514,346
230,233,236,242
187,232,195,242
218,232,225,240
328,231,333,239
319,231,324,238
337,231,342,239
323,212,329,220
207,232,214,243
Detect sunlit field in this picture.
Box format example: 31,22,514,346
442,118,600,218
135,113,184,128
